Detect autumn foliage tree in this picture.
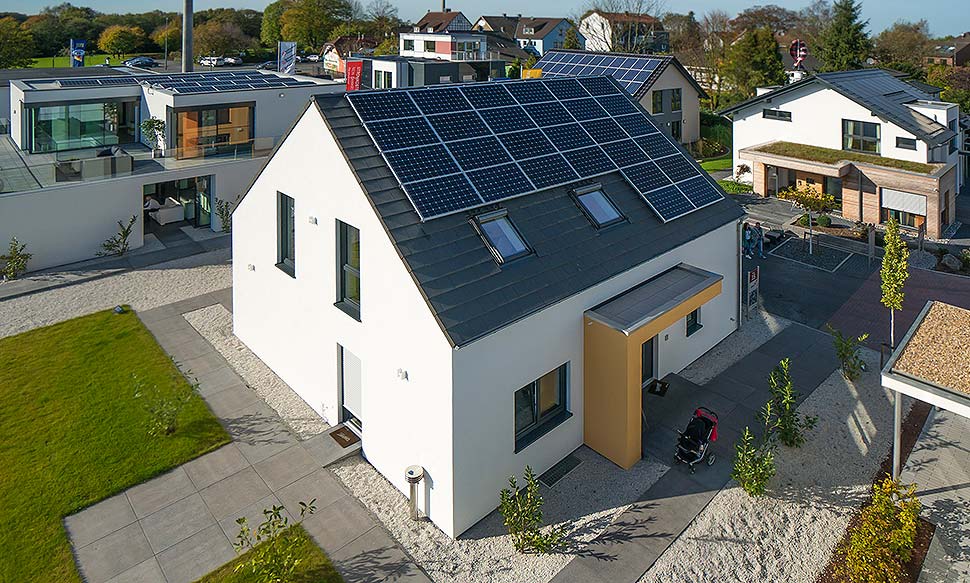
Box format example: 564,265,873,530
98,24,145,57
0,17,35,68
778,185,836,254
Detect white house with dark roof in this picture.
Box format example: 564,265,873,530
512,17,582,56
231,77,744,536
720,68,965,239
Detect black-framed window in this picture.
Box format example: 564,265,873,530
336,220,361,319
276,192,295,277
574,187,624,228
424,40,435,52
686,308,702,336
671,88,682,112
403,39,414,51
514,363,570,452
763,109,792,122
671,120,682,141
896,137,917,150
474,211,531,264
843,119,880,154
652,91,664,114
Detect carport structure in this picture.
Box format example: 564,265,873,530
882,300,970,478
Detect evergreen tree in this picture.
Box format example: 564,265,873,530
722,26,786,98
816,0,872,71
562,25,582,50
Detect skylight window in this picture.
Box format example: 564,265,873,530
575,187,624,227
474,211,531,264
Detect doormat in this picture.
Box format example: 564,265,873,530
539,453,582,487
329,426,361,448
647,379,670,396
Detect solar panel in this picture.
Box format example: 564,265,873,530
639,184,695,221
406,174,483,217
384,145,460,182
519,154,578,188
677,176,724,208
639,132,679,159
368,117,438,150
446,137,512,170
562,98,609,121
459,84,516,108
623,161,672,193
563,147,616,177
655,154,698,183
523,102,573,127
542,124,594,150
410,87,471,114
583,118,626,143
597,95,639,116
59,79,101,87
479,107,535,134
427,112,489,141
499,130,556,160
536,50,669,98
577,76,621,96
467,164,534,201
543,78,589,100
601,140,649,167
506,81,556,104
349,91,419,121
614,114,656,138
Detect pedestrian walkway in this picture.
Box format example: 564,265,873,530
65,290,430,583
552,323,839,583
901,408,970,583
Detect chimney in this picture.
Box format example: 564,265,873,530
182,0,193,72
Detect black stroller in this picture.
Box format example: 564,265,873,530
675,407,719,473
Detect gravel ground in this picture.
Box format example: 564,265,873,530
679,308,792,385
640,348,908,583
332,446,668,583
908,250,937,270
0,248,231,340
183,304,329,440
770,238,851,272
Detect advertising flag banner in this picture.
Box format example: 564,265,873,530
278,41,297,74
346,60,363,91
70,39,86,67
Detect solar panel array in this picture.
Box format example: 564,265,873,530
346,77,723,222
57,70,317,94
534,51,669,98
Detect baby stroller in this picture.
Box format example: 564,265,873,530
675,407,719,473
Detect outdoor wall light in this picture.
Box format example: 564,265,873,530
308,216,318,225
397,368,409,381
247,264,255,271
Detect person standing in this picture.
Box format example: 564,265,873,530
754,222,766,258
742,224,753,259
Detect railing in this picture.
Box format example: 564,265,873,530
0,136,279,195
450,50,502,61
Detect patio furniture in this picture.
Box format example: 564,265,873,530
152,197,184,225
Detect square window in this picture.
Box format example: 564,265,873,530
686,308,702,336
403,39,414,51
575,188,624,227
475,211,531,263
276,192,295,277
424,40,435,52
514,363,569,452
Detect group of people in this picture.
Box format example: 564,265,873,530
742,222,766,260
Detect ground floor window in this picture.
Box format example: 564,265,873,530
686,308,702,337
824,177,842,201
670,120,682,141
27,99,139,153
514,363,569,452
881,208,923,229
641,337,655,387
143,175,212,228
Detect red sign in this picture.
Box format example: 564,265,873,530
346,60,363,91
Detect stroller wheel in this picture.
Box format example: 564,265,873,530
708,454,716,466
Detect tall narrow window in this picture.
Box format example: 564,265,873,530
686,308,702,336
276,192,295,277
337,220,361,320
671,88,682,112
514,364,570,452
652,90,664,114
670,120,682,141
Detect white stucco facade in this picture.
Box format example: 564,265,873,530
579,13,614,53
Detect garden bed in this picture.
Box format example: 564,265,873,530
194,525,343,583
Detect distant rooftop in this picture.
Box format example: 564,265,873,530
0,66,129,88
18,70,324,95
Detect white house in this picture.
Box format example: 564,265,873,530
535,50,707,144
232,77,744,537
513,18,582,56
579,10,669,54
0,70,341,270
721,68,965,239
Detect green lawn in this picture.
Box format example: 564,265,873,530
753,141,937,174
700,155,733,172
0,309,230,583
29,53,164,68
195,525,343,583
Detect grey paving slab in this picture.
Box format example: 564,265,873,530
216,493,291,542
140,492,216,553
302,495,377,555
302,430,361,467
183,444,250,490
204,382,261,419
253,444,319,492
126,467,197,519
156,524,236,583
103,558,166,583
74,522,154,583
199,466,273,521
227,401,299,465
704,376,758,402
64,492,136,548
330,526,416,583
276,468,349,519
178,352,230,377
194,366,244,396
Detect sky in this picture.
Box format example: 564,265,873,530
4,0,969,37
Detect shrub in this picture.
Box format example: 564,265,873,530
838,477,921,583
97,215,137,257
731,420,776,497
215,195,239,233
735,163,751,179
1,236,32,280
132,368,199,436
234,499,317,583
817,214,832,227
717,179,753,194
827,325,869,381
767,358,818,448
961,248,970,269
499,466,565,553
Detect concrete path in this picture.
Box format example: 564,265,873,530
552,323,839,583
901,408,970,582
65,290,430,583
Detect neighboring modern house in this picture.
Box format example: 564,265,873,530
579,10,669,54
721,69,965,239
474,14,521,38
413,10,473,33
513,18,582,56
535,49,707,144
398,31,492,62
232,77,744,537
0,70,341,270
348,55,505,89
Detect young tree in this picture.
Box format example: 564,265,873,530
816,0,872,71
0,17,35,68
98,24,146,57
722,26,786,98
874,20,931,69
881,216,908,480
777,186,837,254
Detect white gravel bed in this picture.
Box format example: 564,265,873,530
331,446,668,583
640,348,909,583
183,304,328,440
679,308,792,385
0,248,230,339
908,250,938,270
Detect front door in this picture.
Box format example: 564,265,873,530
767,166,778,197
339,346,362,431
641,337,656,388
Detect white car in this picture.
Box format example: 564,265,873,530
198,56,225,67
224,56,242,66
306,54,321,62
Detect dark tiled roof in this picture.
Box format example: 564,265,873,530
720,69,956,147
515,18,568,40
475,15,520,37
312,94,743,347
415,11,468,33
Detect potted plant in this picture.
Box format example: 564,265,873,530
141,117,166,158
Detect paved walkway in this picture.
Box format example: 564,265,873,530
66,290,430,583
552,323,839,583
901,408,970,582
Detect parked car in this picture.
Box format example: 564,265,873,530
256,60,277,71
306,54,321,62
123,56,158,68
224,56,242,66
198,56,226,67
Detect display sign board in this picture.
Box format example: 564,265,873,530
323,46,342,73
346,60,363,91
70,39,86,67
521,68,542,79
278,41,297,75
747,266,760,313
